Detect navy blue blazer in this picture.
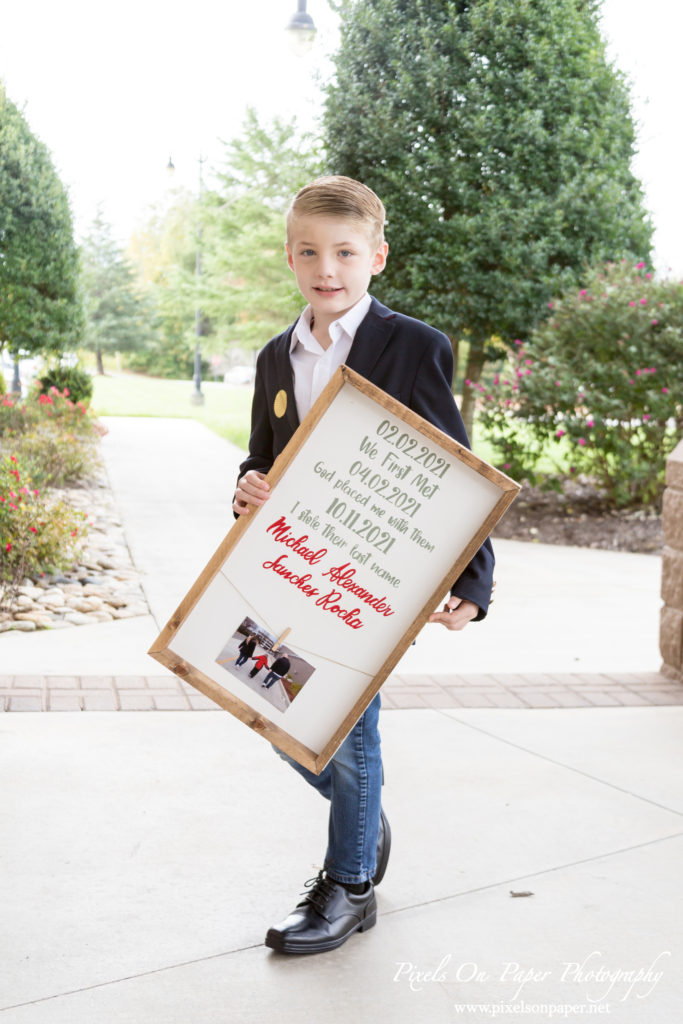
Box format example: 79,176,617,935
238,297,495,618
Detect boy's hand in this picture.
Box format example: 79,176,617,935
428,596,479,631
233,470,270,516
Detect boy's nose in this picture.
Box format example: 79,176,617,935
317,256,335,277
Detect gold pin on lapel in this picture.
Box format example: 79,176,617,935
273,390,287,418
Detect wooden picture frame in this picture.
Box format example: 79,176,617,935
148,366,520,773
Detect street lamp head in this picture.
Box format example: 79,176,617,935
286,2,316,56
166,156,176,175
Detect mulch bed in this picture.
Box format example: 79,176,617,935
491,479,662,554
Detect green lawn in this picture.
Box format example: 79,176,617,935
91,373,253,449
469,428,498,466
472,419,571,476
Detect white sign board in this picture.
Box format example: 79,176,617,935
149,367,519,772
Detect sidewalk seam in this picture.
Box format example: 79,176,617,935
0,941,264,1014
435,708,683,819
381,828,683,920
8,828,678,1013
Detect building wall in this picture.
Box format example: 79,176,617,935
660,439,683,681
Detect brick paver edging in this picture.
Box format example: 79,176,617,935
1,672,681,712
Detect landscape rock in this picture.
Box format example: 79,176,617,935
5,620,37,632
63,611,94,626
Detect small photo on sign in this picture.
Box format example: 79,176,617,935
215,616,316,715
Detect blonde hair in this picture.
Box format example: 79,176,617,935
286,175,386,249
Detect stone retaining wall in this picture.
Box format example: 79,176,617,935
661,439,683,681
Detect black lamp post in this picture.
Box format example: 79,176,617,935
191,155,206,406
286,0,317,55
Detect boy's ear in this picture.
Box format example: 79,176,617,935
285,243,295,272
371,241,389,276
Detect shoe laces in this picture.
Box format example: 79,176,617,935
299,871,338,915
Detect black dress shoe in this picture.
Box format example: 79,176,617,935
265,872,377,955
373,807,391,886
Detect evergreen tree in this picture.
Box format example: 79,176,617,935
0,86,83,378
81,210,155,374
324,0,653,431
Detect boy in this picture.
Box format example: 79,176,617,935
233,176,494,955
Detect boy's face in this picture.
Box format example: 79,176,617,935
286,215,388,323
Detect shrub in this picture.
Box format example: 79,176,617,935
37,365,94,405
0,370,5,394
8,427,98,489
476,260,683,506
32,385,103,443
0,392,30,436
2,385,102,439
0,453,88,608
0,387,103,487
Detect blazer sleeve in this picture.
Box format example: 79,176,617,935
232,350,276,517
408,331,495,620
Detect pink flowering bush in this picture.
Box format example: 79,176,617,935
1,384,100,439
0,385,101,606
475,260,683,505
0,386,103,488
0,454,87,608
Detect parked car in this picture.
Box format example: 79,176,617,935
0,352,41,395
224,365,256,386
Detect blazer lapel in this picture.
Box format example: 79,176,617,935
274,297,395,432
346,297,396,380
273,324,301,433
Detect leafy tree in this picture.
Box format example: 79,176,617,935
0,86,83,374
128,189,209,377
201,108,323,349
127,112,321,377
81,209,155,374
324,0,652,432
129,190,198,338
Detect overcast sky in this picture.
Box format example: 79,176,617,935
1,0,681,274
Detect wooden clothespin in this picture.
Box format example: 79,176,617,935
271,628,291,652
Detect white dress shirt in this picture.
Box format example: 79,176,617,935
289,293,372,421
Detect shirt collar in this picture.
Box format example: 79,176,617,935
290,293,372,354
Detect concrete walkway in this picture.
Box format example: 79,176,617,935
2,708,681,1022
2,416,682,1023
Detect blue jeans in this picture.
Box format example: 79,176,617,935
263,671,281,688
272,693,382,884
235,654,249,666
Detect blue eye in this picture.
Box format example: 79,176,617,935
340,250,353,257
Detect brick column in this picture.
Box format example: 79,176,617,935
661,439,683,682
